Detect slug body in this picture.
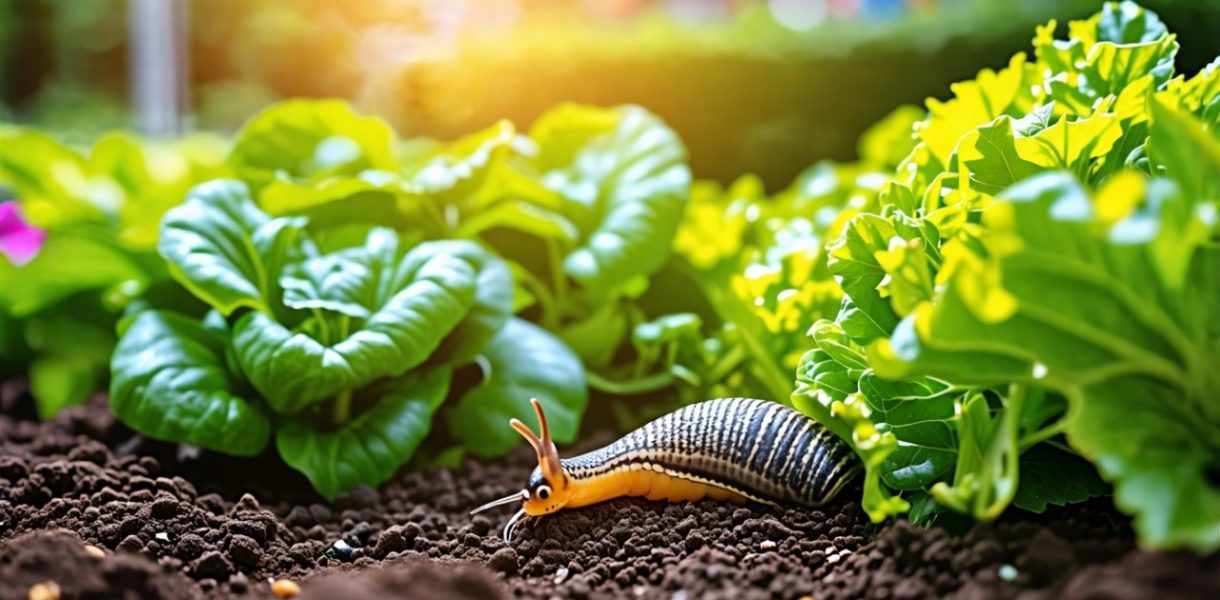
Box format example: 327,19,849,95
473,397,860,541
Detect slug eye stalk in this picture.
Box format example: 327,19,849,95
509,398,565,484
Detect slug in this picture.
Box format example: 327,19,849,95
472,397,861,542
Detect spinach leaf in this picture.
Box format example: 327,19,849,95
277,367,451,500
446,317,587,456
531,104,691,299
110,310,271,456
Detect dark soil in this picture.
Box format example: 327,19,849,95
2,387,1217,600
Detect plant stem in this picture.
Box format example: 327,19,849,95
977,383,1025,521
332,389,353,425
1018,417,1067,451
312,309,331,344
706,343,747,384
546,238,569,321
586,370,676,396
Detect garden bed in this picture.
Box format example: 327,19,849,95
1,385,1215,600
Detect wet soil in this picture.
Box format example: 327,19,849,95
1,387,1217,600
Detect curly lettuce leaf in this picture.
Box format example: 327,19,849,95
793,320,958,521
872,169,1220,550
1035,2,1177,116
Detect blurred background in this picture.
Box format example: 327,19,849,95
2,0,1219,189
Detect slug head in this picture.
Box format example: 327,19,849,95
510,398,574,516
469,398,574,541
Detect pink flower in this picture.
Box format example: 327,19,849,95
0,201,46,266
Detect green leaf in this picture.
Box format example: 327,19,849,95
281,252,372,319
447,317,588,457
826,214,903,342
857,105,923,170
30,354,104,420
1013,443,1109,513
110,310,271,456
1148,98,1220,202
632,312,701,346
425,240,514,367
403,120,525,199
0,128,228,248
24,308,115,419
1013,110,1123,172
1092,1,1167,44
1160,57,1220,132
858,372,958,491
0,128,101,229
557,299,628,367
0,225,158,317
229,99,401,213
160,180,311,316
276,367,450,501
454,201,579,242
231,232,484,414
1037,4,1178,112
530,104,692,298
918,53,1036,167
795,321,958,497
793,338,909,522
958,117,1041,195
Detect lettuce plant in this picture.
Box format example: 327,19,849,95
792,1,1220,550
110,181,587,498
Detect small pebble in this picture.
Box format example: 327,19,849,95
328,539,354,561
271,579,301,598
83,544,106,559
999,564,1019,582
554,566,570,584
827,553,841,564
759,540,777,551
27,582,60,600
155,532,170,543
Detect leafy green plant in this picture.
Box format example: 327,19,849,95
792,1,1220,551
221,100,696,416
665,106,922,405
0,128,228,417
110,181,587,498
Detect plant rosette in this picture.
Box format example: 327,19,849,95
110,180,587,499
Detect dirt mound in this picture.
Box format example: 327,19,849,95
300,561,507,600
0,529,196,600
1,392,1217,599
